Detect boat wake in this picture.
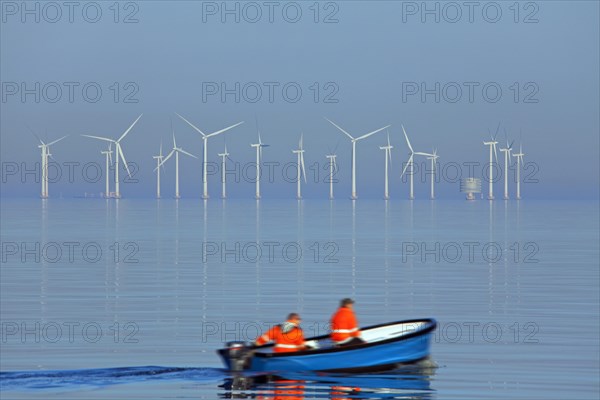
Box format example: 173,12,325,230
0,366,225,391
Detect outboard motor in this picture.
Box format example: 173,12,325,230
224,341,254,391
226,341,253,372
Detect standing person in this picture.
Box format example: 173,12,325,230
330,298,365,346
255,313,306,353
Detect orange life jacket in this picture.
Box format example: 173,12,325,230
256,321,305,353
330,307,360,344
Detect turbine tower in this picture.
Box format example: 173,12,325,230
82,114,142,198
157,131,198,199
483,123,500,200
217,145,230,199
325,118,390,199
379,131,393,200
176,113,243,199
325,153,338,200
513,144,525,200
250,132,269,199
101,143,114,197
292,134,307,199
401,125,431,199
426,149,439,200
35,135,67,198
153,141,164,199
499,134,514,200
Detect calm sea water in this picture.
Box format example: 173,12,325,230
1,198,598,399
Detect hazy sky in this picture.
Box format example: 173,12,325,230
1,1,598,199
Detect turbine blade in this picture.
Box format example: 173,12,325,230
117,114,142,142
206,121,244,138
82,135,114,143
325,118,354,140
179,148,198,159
332,140,340,155
356,125,390,141
160,150,175,166
300,153,307,183
402,125,413,153
47,135,68,146
176,113,206,137
493,144,498,163
401,154,413,178
494,122,501,140
26,124,44,144
519,128,523,147
118,145,132,178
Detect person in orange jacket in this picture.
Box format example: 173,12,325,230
255,313,306,353
330,298,365,346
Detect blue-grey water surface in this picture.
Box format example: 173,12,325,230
1,199,598,399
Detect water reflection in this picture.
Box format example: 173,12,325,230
220,363,436,399
40,199,48,316
351,200,356,295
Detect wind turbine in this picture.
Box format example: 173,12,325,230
175,113,244,199
153,140,164,199
34,134,67,198
426,149,439,200
157,131,198,199
483,123,500,200
513,144,525,200
325,148,338,200
82,114,142,198
499,131,514,200
292,134,307,199
250,132,269,199
217,144,230,199
379,131,393,200
325,118,390,199
400,125,431,199
101,143,114,197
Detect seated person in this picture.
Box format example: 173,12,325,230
255,313,306,353
330,298,366,346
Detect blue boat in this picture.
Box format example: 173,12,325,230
217,318,436,373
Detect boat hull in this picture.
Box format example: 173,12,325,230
218,318,436,373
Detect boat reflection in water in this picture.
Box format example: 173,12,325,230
219,358,436,399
